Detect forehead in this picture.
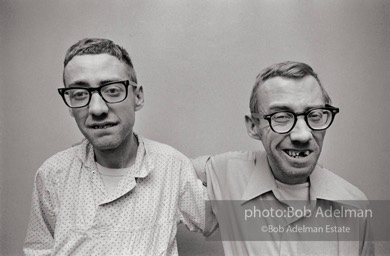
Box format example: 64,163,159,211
64,54,129,86
257,76,325,111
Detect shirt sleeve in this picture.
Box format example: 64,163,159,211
178,157,218,237
24,166,56,256
360,206,375,256
191,155,211,187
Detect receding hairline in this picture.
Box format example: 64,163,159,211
62,53,135,86
258,75,325,97
62,38,137,86
250,75,332,114
249,61,332,113
64,53,131,68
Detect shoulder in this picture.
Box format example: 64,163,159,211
315,167,368,202
36,144,83,178
199,151,258,179
214,151,256,161
142,137,189,162
209,150,257,168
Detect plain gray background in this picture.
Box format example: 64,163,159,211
1,0,389,255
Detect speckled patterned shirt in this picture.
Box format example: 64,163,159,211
24,135,216,256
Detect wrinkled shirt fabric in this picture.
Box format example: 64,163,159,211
25,135,215,256
192,151,374,256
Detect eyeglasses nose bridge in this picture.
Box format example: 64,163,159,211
88,87,106,101
292,112,312,131
90,87,100,94
88,91,109,115
89,88,107,104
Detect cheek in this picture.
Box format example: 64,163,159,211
116,105,135,122
72,110,86,122
258,123,272,140
262,130,282,146
313,132,326,147
260,131,278,153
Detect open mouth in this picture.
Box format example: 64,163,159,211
91,124,117,129
284,149,311,158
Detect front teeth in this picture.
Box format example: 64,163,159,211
286,150,310,158
93,124,114,129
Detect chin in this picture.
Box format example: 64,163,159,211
284,167,315,182
90,138,122,151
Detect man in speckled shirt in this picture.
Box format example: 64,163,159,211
24,38,216,255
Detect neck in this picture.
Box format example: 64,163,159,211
275,175,309,185
94,133,138,168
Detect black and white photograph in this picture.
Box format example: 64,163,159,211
1,1,389,255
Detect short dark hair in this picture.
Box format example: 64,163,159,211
63,38,137,85
249,61,331,113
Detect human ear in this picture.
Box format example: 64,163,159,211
245,115,261,140
134,86,144,111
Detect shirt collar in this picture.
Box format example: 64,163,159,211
309,165,364,209
134,134,154,178
241,151,277,202
241,151,364,209
76,133,154,178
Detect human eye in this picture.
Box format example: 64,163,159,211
308,109,324,122
102,84,124,97
272,112,293,123
68,89,89,100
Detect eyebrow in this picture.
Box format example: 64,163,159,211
268,104,326,113
67,79,122,88
100,79,120,85
67,81,89,88
268,106,293,112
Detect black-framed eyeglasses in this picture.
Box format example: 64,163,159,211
251,104,340,134
58,80,137,108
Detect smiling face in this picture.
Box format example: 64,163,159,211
247,76,326,184
63,54,144,152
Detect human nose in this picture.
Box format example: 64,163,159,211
88,93,108,116
289,117,313,142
